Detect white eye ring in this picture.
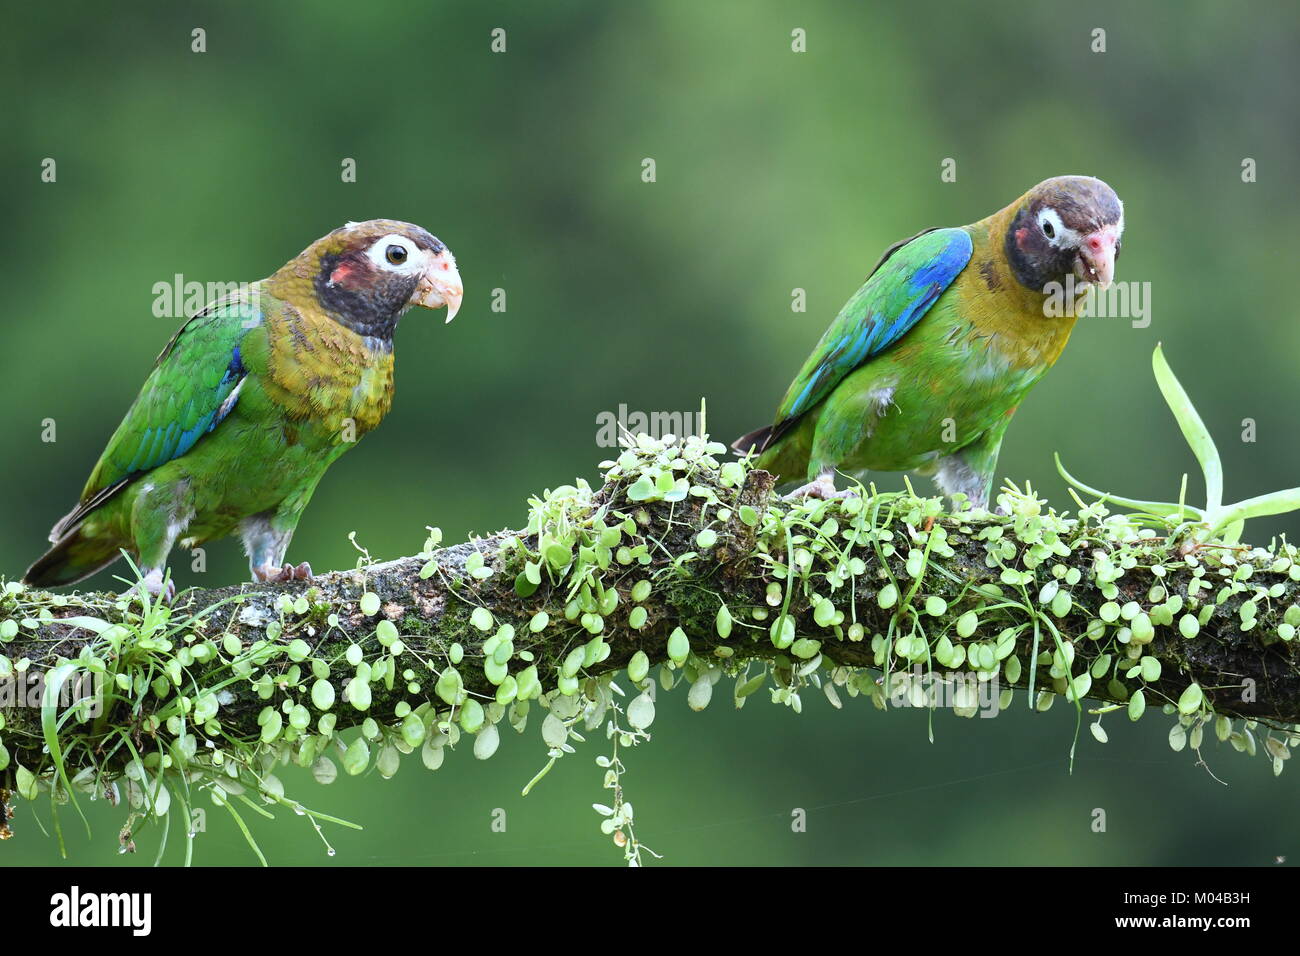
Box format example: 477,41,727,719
1036,208,1076,246
365,235,424,274
1038,211,1059,240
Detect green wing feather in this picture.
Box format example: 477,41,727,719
53,292,263,539
766,227,972,446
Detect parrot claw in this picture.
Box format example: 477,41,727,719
784,474,859,501
127,568,176,604
253,562,314,584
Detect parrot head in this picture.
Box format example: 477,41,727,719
279,219,464,340
1004,176,1123,293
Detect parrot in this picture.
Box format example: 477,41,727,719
24,219,463,599
732,175,1123,507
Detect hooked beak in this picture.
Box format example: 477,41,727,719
415,249,464,322
1074,224,1119,290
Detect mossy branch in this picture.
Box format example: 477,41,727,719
2,433,1299,854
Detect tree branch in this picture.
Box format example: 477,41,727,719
2,435,1298,841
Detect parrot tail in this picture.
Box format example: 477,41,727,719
24,529,121,588
731,424,774,456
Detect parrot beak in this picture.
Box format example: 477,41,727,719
416,251,464,322
1074,225,1119,290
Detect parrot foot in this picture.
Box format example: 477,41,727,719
253,562,314,584
783,474,858,501
127,568,176,604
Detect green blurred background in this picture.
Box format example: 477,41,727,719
3,0,1299,865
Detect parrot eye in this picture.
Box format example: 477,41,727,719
1039,217,1055,239
385,244,409,265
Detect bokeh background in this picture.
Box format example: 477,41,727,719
3,0,1299,865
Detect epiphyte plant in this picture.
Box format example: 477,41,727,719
1056,345,1300,550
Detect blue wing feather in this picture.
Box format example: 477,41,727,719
64,294,262,526
775,228,972,426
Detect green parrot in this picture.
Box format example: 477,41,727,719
25,220,463,598
733,175,1123,507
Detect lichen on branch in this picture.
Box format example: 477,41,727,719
2,431,1299,862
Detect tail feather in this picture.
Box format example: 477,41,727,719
731,424,774,457
24,529,121,588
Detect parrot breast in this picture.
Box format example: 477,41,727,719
262,302,395,441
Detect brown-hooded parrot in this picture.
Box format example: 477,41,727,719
733,175,1123,507
25,220,463,598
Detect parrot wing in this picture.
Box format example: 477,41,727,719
50,289,263,540
761,226,972,450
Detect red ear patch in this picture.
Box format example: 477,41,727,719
329,263,354,285
1015,227,1029,248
